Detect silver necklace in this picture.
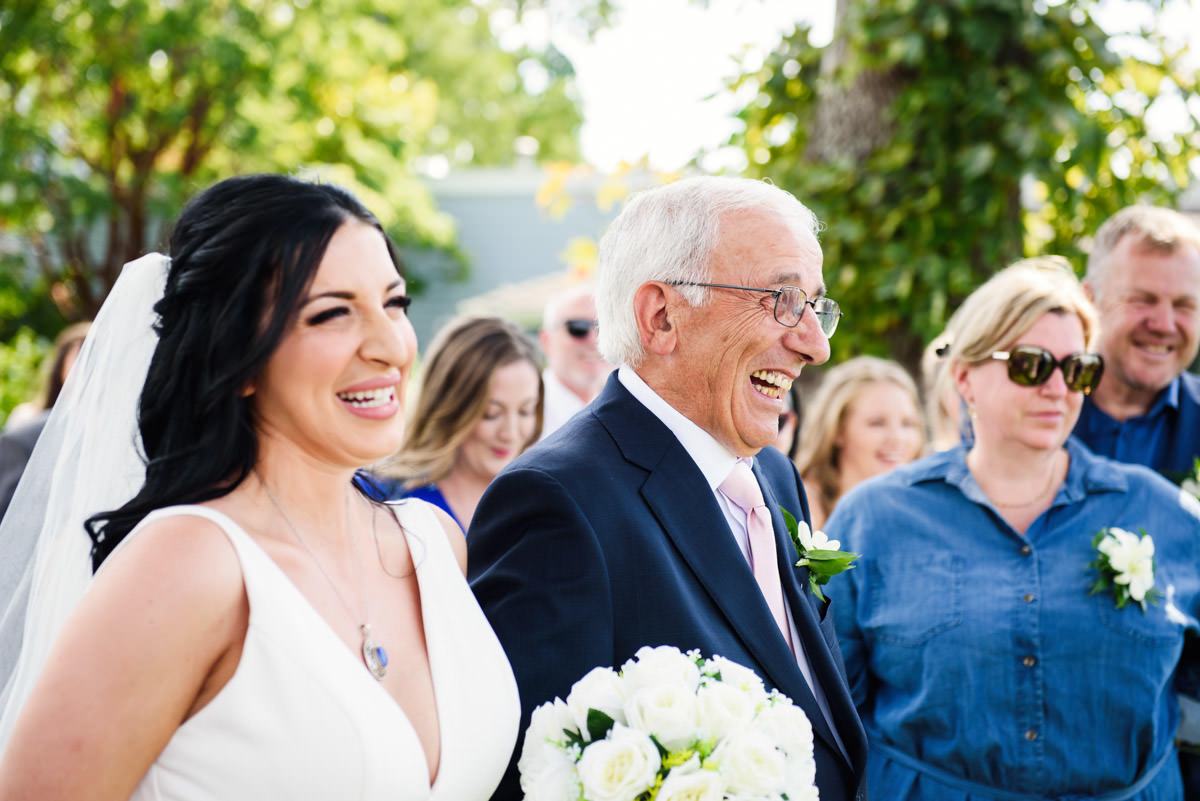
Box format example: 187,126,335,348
980,454,1060,509
258,472,389,680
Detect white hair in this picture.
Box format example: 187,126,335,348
596,176,821,367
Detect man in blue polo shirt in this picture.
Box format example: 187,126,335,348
1074,206,1200,797
1074,205,1200,482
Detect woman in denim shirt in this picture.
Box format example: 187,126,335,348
826,257,1200,801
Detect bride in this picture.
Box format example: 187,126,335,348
0,174,518,799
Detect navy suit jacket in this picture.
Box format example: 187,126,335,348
468,373,868,801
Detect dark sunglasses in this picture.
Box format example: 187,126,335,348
989,346,1104,394
564,318,599,339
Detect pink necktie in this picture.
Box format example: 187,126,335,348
720,461,792,648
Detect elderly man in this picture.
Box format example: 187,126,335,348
469,177,868,801
537,283,610,438
1074,205,1200,479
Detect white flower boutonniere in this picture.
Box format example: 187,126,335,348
781,507,859,603
1088,526,1160,611
1181,458,1200,501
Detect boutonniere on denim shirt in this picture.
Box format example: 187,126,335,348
781,507,859,603
1180,458,1200,501
1088,526,1160,612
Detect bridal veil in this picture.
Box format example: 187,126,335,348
0,253,169,745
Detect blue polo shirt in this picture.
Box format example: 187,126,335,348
1073,378,1178,474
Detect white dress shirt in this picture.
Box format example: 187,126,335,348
618,365,846,757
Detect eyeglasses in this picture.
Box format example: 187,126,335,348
667,281,843,337
564,318,599,339
989,346,1105,394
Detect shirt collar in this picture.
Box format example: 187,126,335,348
900,438,1128,506
617,364,739,490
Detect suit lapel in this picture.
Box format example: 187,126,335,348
593,377,858,768
758,461,868,770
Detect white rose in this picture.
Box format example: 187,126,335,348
695,680,757,742
705,655,766,699
753,699,815,764
709,729,788,796
519,699,581,790
621,645,701,696
523,698,578,750
624,683,699,751
519,746,581,801
566,666,627,739
576,724,661,801
655,766,726,801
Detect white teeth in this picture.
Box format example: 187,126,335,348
750,370,793,399
337,387,395,408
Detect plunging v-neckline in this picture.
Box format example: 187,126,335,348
225,506,444,787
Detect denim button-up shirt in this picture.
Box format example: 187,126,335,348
826,439,1200,800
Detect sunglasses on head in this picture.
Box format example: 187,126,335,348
564,318,599,339
989,346,1104,394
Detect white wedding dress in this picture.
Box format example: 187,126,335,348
124,498,519,801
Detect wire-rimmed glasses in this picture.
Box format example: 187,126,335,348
667,281,843,337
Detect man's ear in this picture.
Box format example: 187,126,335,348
633,282,678,357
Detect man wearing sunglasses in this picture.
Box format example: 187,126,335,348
469,176,867,801
1073,206,1200,482
537,283,611,439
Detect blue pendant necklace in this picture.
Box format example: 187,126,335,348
259,472,389,681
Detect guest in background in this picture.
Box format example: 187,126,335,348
827,256,1200,800
537,283,610,438
1072,204,1200,797
370,315,542,529
0,321,91,520
795,356,924,529
1074,205,1200,480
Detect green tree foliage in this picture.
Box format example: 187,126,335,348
732,0,1199,369
0,0,581,324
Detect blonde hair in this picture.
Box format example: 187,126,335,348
380,315,543,486
1086,206,1200,300
795,356,923,517
947,256,1098,371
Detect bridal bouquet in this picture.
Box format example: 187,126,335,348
517,645,819,801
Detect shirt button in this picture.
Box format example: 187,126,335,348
1023,655,1036,667
1025,729,1038,741
1020,545,1032,556
1023,593,1035,603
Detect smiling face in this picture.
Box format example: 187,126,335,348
835,381,924,491
249,220,417,468
454,358,541,482
956,311,1087,455
667,208,831,456
1090,234,1200,412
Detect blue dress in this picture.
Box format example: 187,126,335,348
826,438,1200,801
358,474,463,532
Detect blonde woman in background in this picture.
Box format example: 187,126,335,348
369,315,543,529
795,356,925,529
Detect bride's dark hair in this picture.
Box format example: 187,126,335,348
85,173,402,569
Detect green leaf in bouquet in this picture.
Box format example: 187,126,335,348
586,708,616,743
